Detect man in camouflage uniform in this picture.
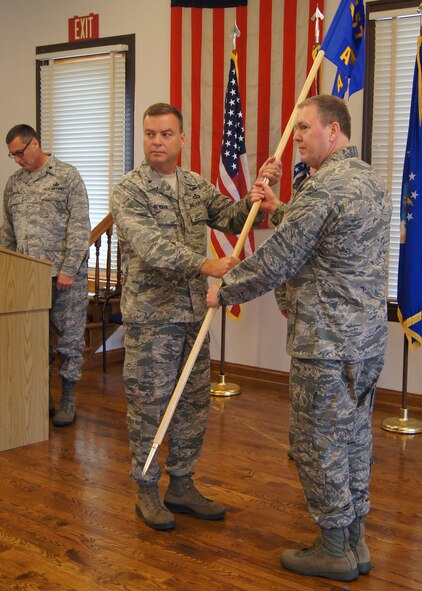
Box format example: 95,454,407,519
207,95,392,582
111,102,281,531
2,124,90,427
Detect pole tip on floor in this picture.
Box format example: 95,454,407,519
142,443,160,477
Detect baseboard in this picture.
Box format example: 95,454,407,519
84,353,421,409
210,360,422,409
210,359,289,386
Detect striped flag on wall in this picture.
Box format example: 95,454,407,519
170,0,325,208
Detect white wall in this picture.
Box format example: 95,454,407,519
0,0,420,395
0,0,171,191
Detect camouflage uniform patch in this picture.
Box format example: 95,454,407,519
2,155,91,277
50,270,88,382
111,162,262,484
2,154,90,383
123,321,210,485
217,146,392,526
289,355,384,528
219,147,392,361
111,162,263,324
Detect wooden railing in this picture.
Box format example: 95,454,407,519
89,213,122,301
84,213,123,370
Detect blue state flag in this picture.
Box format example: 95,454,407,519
320,0,365,98
397,36,422,352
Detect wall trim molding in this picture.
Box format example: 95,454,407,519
211,359,422,402
211,360,289,386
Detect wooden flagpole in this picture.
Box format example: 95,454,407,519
141,49,326,477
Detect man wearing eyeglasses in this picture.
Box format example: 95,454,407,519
2,124,91,427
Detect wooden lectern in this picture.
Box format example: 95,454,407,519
0,247,52,451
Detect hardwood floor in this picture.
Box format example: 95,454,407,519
1,361,422,591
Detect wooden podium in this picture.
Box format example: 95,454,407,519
0,247,52,451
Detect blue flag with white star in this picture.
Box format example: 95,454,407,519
397,36,422,351
320,0,365,98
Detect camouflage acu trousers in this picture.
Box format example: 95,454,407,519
49,269,88,383
289,355,385,529
123,321,211,485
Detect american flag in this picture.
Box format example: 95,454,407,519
170,0,325,211
211,49,252,317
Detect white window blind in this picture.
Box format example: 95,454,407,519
370,12,420,299
38,48,127,270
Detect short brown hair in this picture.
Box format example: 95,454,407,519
298,95,351,139
6,124,40,145
143,103,184,132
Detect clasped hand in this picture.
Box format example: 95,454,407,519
250,156,282,213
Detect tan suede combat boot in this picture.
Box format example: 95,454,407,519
280,527,359,582
349,517,371,574
136,485,175,531
53,379,76,427
164,475,225,520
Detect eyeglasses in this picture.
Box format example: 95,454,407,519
8,138,33,159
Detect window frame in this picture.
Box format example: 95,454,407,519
35,33,135,179
362,0,420,322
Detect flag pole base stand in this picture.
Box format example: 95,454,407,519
211,374,241,397
381,408,422,434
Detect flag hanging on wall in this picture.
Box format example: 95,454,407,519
172,1,247,6
320,0,365,98
397,36,422,352
170,0,324,208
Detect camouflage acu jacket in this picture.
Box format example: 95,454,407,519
219,146,392,360
2,155,90,277
111,162,261,324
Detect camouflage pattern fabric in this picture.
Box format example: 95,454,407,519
216,146,391,528
271,206,288,313
123,321,210,485
111,162,264,324
2,154,90,277
50,270,88,383
111,162,264,485
289,355,385,529
2,154,90,384
218,146,392,361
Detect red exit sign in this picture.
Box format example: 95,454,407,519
68,13,99,42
